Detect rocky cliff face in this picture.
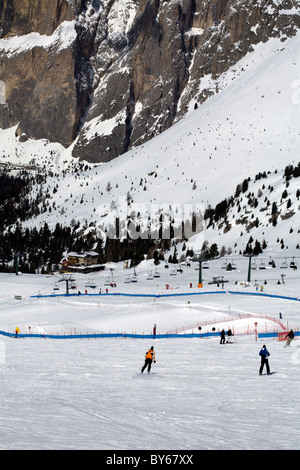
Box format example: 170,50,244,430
0,0,299,163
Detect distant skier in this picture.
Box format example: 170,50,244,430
259,345,271,375
141,346,156,373
227,328,233,343
284,329,295,347
220,329,226,344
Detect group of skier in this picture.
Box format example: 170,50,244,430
220,328,233,344
141,329,296,375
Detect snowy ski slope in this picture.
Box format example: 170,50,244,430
0,258,299,450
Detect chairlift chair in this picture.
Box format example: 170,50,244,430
221,260,227,269
231,261,237,270
280,259,288,269
290,258,297,270
226,263,233,271
259,260,266,270
269,258,276,268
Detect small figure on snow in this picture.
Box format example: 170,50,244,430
220,329,226,344
284,329,295,347
259,345,271,375
141,346,156,373
227,328,233,343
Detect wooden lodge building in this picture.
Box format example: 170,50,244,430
62,251,105,273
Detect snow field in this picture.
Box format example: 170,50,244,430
0,262,299,450
0,334,299,450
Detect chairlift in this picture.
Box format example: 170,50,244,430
202,262,209,269
280,259,288,269
147,272,154,280
269,258,276,268
259,260,266,270
124,276,131,284
53,283,60,291
251,260,257,270
153,270,160,278
226,263,233,271
170,268,177,276
290,258,297,270
131,276,138,283
85,279,96,288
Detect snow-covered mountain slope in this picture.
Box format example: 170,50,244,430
2,0,299,162
3,32,299,257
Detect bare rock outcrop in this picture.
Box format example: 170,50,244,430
0,0,299,163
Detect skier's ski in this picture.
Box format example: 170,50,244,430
259,371,276,376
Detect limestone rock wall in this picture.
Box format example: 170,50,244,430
0,0,299,162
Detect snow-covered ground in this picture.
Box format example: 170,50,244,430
0,258,299,450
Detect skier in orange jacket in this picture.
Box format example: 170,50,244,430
141,346,156,373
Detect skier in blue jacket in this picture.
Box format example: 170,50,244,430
259,345,271,375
